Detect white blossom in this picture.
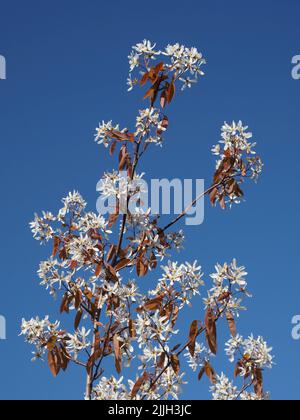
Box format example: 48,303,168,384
30,213,55,243
184,343,208,372
132,40,160,57
210,373,238,400
66,327,91,356
94,121,127,147
58,191,87,220
225,335,274,371
128,41,205,93
92,376,129,400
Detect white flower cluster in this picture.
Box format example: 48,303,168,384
92,368,186,401
184,342,209,372
68,234,101,265
128,40,206,92
135,108,167,146
95,121,127,147
240,391,270,400
97,171,146,202
211,121,253,158
30,213,55,243
66,327,91,358
210,373,238,401
151,261,204,308
58,191,87,220
136,312,179,346
127,224,184,261
225,334,274,371
29,192,113,296
204,259,250,317
142,367,186,400
30,192,109,241
210,335,273,400
78,212,108,233
163,43,206,90
212,121,263,182
92,376,129,400
30,192,92,244
20,316,61,361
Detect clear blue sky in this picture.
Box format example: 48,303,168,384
0,0,299,400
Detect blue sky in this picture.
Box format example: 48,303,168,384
0,0,300,400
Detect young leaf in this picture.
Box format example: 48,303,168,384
129,319,137,338
204,361,216,384
226,311,237,337
131,372,149,399
188,320,198,357
52,237,60,258
48,351,58,378
205,308,217,355
113,334,122,374
74,309,83,330
171,354,180,376
115,258,131,272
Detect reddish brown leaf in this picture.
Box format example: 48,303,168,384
171,354,180,376
188,320,198,357
160,90,167,108
52,237,60,257
154,62,165,74
70,260,78,270
204,361,216,384
107,130,135,143
205,308,217,355
74,289,82,310
115,258,131,271
253,369,263,397
106,264,118,282
140,72,149,86
167,82,175,103
157,352,166,369
149,252,157,270
86,348,102,375
131,372,149,399
226,311,237,337
60,293,69,314
109,140,117,156
144,87,155,100
95,262,103,277
143,296,164,312
113,335,122,374
219,195,226,210
136,258,148,277
210,187,218,206
198,366,206,381
171,306,180,327
129,319,137,338
234,360,243,378
74,309,83,330
48,351,59,378
46,336,57,351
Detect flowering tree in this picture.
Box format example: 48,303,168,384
22,40,273,401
